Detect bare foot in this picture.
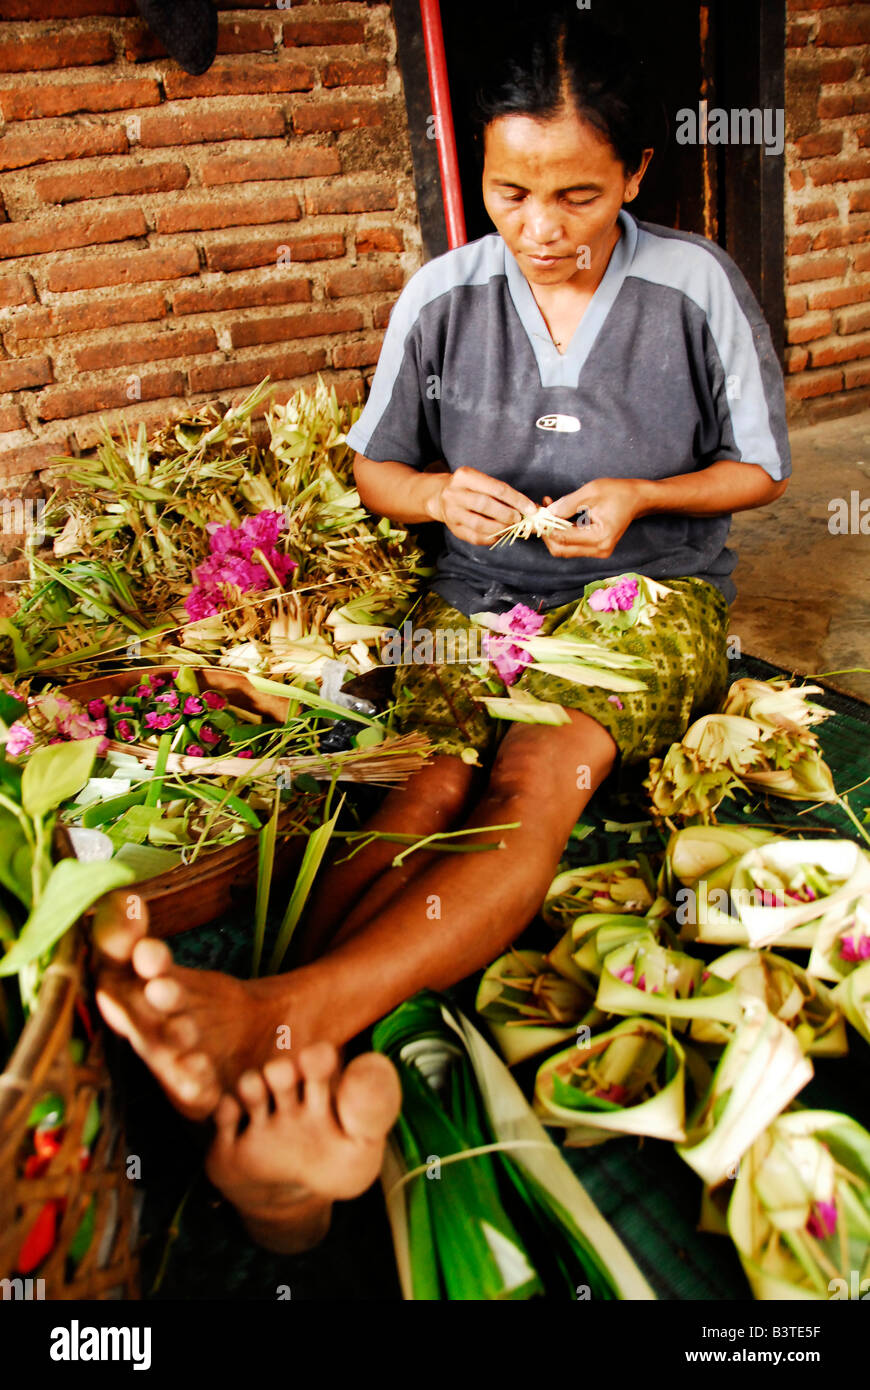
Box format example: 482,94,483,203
205,1043,401,1253
92,892,316,1122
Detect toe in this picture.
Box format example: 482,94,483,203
170,1052,221,1115
237,1069,270,1123
297,1041,339,1119
92,890,149,963
164,1014,198,1051
213,1092,243,1146
263,1057,299,1113
131,937,174,980
143,974,186,1015
336,1053,401,1143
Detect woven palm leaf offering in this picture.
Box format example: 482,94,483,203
541,857,671,932
727,1109,870,1301
475,948,602,1066
533,1017,693,1145
594,931,745,1030
1,377,429,685
689,949,848,1057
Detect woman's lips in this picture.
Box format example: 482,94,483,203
525,252,567,267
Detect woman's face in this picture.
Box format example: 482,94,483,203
482,105,652,287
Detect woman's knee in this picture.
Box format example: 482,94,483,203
389,752,475,824
487,715,616,806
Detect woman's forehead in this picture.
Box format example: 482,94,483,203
483,111,619,181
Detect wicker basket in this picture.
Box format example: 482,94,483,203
0,930,140,1299
61,666,306,939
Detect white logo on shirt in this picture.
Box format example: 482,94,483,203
535,414,581,433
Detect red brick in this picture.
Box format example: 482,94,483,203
322,59,386,88
171,274,311,316
788,251,850,284
154,191,300,234
786,367,844,400
839,304,870,335
126,17,276,62
306,182,397,216
808,155,870,186
373,301,393,329
292,99,384,134
75,327,216,373
137,104,284,148
231,308,364,348
787,311,833,344
0,403,24,432
816,13,870,47
332,335,384,369
809,334,870,367
203,231,344,273
794,199,838,225
855,246,870,274
199,146,340,185
789,233,813,256
327,266,403,297
45,245,198,293
789,169,807,191
281,18,366,46
0,272,36,309
813,221,870,251
33,159,190,205
818,58,856,84
786,290,807,318
0,356,52,392
807,282,870,310
859,126,870,150
355,227,405,255
796,131,844,160
162,60,314,101
0,437,73,480
0,78,160,123
7,289,166,344
844,362,870,390
850,189,870,215
817,93,853,120
0,31,114,72
0,206,146,261
0,123,128,173
189,347,327,395
36,369,185,422
786,21,813,47
0,1,134,14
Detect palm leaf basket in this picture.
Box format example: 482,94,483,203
0,929,140,1298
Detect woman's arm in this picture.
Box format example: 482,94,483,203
542,460,787,559
354,453,536,546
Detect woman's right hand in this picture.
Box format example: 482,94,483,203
425,467,535,546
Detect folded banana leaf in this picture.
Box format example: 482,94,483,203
475,949,599,1066
595,934,744,1030
689,948,848,1057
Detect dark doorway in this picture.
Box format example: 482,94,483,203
393,0,785,359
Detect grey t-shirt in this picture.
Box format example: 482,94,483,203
347,210,791,615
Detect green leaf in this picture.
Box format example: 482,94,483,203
0,689,26,726
21,738,102,819
251,790,280,978
267,800,343,975
0,806,32,907
0,857,135,976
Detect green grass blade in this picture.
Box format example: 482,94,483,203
251,789,280,978
266,798,343,974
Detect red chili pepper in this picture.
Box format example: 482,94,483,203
16,1200,60,1274
78,1147,90,1172
33,1127,63,1160
23,1153,50,1180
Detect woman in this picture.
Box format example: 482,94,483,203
94,13,789,1252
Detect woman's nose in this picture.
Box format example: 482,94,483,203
524,203,562,245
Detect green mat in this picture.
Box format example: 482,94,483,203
128,655,870,1300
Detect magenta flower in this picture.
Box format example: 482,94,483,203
499,603,544,638
485,635,533,686
588,577,640,613
236,749,253,758
155,690,179,708
186,744,204,757
133,684,152,698
6,721,34,757
202,690,226,710
615,965,636,984
144,711,180,731
114,700,134,713
116,720,136,742
183,695,205,715
185,586,219,622
607,695,624,710
87,698,107,719
840,934,870,963
149,676,166,690
185,511,297,621
198,723,221,746
806,1200,837,1240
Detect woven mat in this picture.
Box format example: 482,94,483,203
129,655,870,1300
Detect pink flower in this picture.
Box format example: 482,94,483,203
133,684,152,698
116,720,136,742
806,1200,837,1240
155,690,179,708
202,690,226,710
198,723,221,746
185,586,219,622
6,721,34,757
183,695,204,715
840,934,870,963
484,635,532,686
615,966,636,984
114,700,134,714
236,749,253,758
144,711,180,731
499,603,544,638
186,744,204,757
87,698,107,719
588,577,640,613
607,695,624,710
636,974,647,991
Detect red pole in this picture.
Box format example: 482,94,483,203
419,0,468,249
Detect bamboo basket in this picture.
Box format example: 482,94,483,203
0,930,140,1299
60,666,308,939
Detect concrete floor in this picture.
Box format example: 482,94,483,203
729,410,870,704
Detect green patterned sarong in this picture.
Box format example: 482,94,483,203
389,577,729,767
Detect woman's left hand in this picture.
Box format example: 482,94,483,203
541,478,641,558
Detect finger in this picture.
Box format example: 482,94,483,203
452,491,526,527
454,469,536,516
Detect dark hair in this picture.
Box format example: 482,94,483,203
473,11,654,176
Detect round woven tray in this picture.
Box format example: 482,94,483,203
0,930,140,1298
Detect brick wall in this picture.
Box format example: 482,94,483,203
0,0,423,586
785,0,870,422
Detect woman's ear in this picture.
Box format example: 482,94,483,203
623,148,655,203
